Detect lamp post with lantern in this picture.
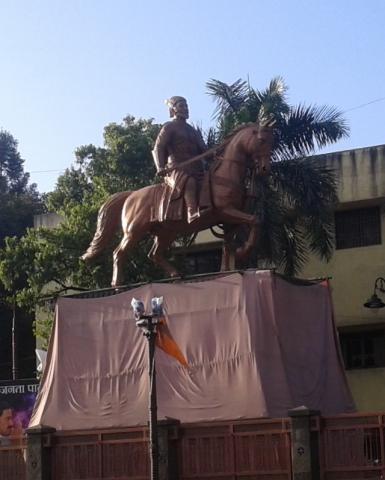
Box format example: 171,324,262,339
364,277,385,309
131,296,164,480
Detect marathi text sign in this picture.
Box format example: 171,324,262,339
0,379,39,446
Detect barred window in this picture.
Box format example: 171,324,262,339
335,207,381,249
183,249,222,275
340,329,385,370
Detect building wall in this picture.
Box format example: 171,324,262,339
346,368,385,412
295,145,385,412
33,213,64,351
302,239,385,327
193,144,385,413
34,212,63,229
314,144,385,204
301,146,385,326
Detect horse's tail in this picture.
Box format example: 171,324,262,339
81,191,132,262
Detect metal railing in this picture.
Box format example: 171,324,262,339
5,412,385,479
0,442,27,480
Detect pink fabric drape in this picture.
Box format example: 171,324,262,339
30,271,354,430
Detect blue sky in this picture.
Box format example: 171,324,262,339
1,0,385,192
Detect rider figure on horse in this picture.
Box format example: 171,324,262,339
152,96,206,223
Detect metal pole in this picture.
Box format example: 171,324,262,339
132,298,162,480
147,316,159,480
12,298,18,380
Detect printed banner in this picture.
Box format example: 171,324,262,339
0,379,39,446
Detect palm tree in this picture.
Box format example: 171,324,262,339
206,77,349,275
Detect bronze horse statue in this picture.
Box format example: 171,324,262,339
82,124,273,286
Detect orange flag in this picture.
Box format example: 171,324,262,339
156,318,188,368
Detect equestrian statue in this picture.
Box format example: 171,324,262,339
82,96,273,287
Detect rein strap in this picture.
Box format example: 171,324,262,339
160,138,232,175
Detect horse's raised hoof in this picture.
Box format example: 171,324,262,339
235,245,251,261
80,253,92,264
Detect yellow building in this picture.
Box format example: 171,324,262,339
184,144,385,411
301,144,385,412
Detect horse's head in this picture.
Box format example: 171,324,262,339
243,125,273,176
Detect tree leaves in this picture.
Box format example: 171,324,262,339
206,77,348,275
274,104,349,159
0,117,164,343
0,131,43,245
0,130,29,194
206,78,249,120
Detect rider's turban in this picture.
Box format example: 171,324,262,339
165,96,187,117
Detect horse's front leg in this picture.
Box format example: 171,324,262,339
148,230,180,278
218,209,260,269
235,224,259,262
220,225,237,271
112,232,139,287
221,242,232,271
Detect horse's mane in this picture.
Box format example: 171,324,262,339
215,122,258,157
224,122,257,140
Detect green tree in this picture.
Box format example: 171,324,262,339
0,80,349,344
0,117,162,346
206,77,348,274
0,130,42,244
0,130,29,193
0,130,43,378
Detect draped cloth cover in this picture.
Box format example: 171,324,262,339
30,271,354,430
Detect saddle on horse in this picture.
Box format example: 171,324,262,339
152,169,212,223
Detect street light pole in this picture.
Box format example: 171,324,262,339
131,298,163,480
12,297,18,380
146,314,159,480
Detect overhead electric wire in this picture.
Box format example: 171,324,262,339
29,168,65,174
343,96,385,113
27,95,385,176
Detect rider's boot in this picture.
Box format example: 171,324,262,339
187,207,200,224
184,178,200,224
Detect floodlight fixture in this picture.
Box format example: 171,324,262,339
131,298,145,318
151,296,164,317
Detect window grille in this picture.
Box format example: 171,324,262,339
335,207,381,249
183,249,222,275
340,329,385,370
